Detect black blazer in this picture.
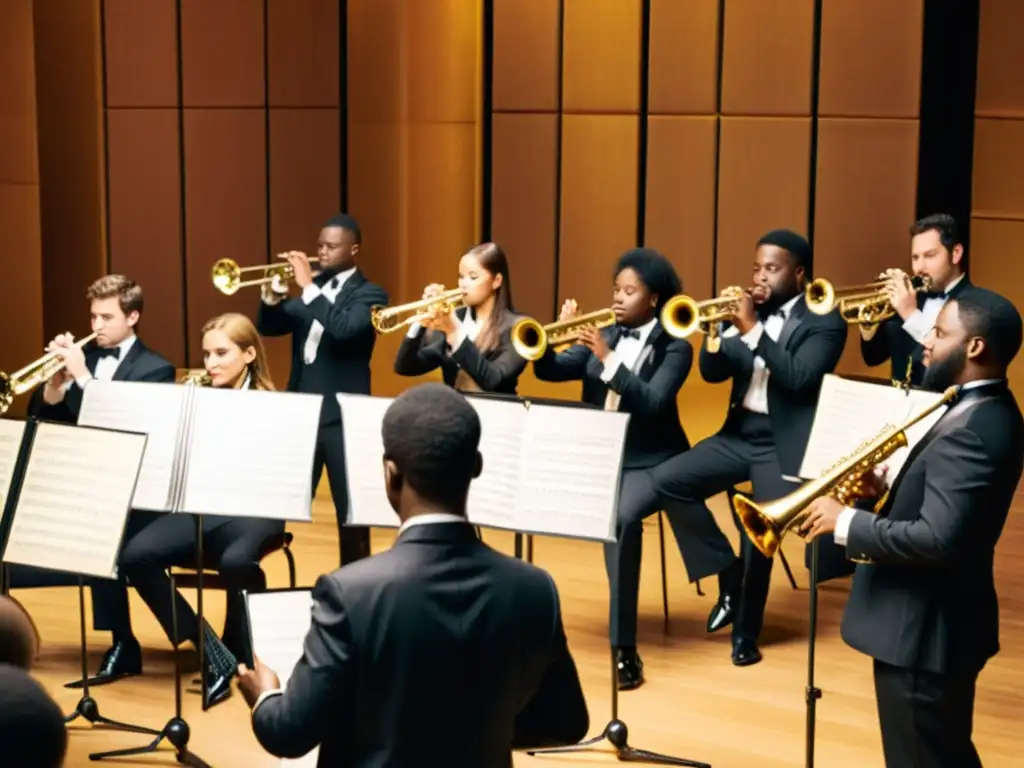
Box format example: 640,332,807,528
250,522,589,768
257,269,388,426
700,296,847,479
860,276,972,386
840,382,1023,676
531,322,691,469
28,338,176,423
393,307,526,394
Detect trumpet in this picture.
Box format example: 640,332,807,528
661,287,745,353
211,257,321,296
0,332,99,415
733,385,957,558
805,273,933,331
370,289,465,334
178,369,213,386
511,308,617,361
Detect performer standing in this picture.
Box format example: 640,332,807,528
532,248,692,690
861,213,971,386
257,214,388,567
802,287,1023,768
394,242,526,393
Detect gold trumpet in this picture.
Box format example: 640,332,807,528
177,369,213,386
805,273,933,331
661,287,745,353
211,257,321,296
370,289,465,334
733,385,957,558
511,308,617,361
0,332,99,415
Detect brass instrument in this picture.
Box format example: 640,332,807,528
0,332,99,415
512,309,617,361
370,289,465,334
805,273,933,332
734,385,957,558
661,287,745,353
211,257,321,296
178,369,212,386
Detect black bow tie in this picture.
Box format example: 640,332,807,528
329,276,340,290
619,327,641,340
95,347,120,360
921,290,944,301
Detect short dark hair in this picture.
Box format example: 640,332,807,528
955,287,1023,368
323,213,361,244
0,597,37,670
382,383,482,507
614,248,682,312
910,213,961,252
86,274,143,315
756,229,812,275
0,664,67,767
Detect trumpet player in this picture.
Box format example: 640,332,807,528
256,213,388,568
394,242,526,393
862,213,971,386
801,288,1023,768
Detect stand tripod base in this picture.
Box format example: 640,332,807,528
64,695,160,735
527,719,711,766
88,717,210,766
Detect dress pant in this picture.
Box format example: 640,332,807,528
646,411,799,642
313,422,370,567
873,659,982,768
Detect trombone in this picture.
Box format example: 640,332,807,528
370,289,465,334
0,332,99,415
660,287,744,353
211,257,321,296
805,272,932,331
511,308,616,361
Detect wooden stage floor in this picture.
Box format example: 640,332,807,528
14,490,1023,767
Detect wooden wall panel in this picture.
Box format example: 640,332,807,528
492,0,560,111
103,0,178,108
180,0,265,108
266,0,339,107
972,119,1024,218
561,0,641,113
970,219,1024,385
976,0,1024,117
648,0,719,116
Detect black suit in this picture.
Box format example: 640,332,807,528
645,297,847,641
257,269,388,566
532,322,692,646
250,521,589,767
394,307,527,393
839,380,1022,767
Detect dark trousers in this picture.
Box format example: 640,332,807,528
647,412,798,642
314,422,370,567
873,659,982,768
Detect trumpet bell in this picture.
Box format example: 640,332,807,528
660,295,701,339
211,259,242,295
511,309,617,360
510,317,546,361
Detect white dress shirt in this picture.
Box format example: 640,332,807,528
261,268,356,365
406,310,480,351
901,274,965,343
599,317,657,411
73,334,137,390
737,294,802,415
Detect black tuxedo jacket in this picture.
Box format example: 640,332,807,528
256,269,388,426
701,297,847,479
393,307,526,393
27,338,176,423
251,522,589,768
531,322,692,469
840,382,1023,676
860,276,972,386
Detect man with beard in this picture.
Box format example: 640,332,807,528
801,287,1023,768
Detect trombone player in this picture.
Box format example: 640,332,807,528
801,288,1023,768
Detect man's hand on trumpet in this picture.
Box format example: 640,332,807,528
45,333,88,381
731,287,760,335
577,325,611,361
882,268,917,321
277,251,314,289
558,299,579,323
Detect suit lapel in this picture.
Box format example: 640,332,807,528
334,269,365,306
112,341,143,381
776,299,806,350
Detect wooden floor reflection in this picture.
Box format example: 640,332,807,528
14,489,1023,768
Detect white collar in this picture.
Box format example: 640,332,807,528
623,316,657,345
781,293,801,316
960,377,1003,392
398,512,468,533
942,274,965,296
327,266,357,288
239,373,252,390
101,334,137,358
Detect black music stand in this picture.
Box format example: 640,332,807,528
803,537,823,768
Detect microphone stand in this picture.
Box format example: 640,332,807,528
527,648,711,766
805,538,822,768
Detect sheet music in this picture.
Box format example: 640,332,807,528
0,420,26,513
799,374,947,481
78,381,190,511
246,590,318,768
465,398,527,526
3,423,146,578
181,389,321,522
336,394,397,528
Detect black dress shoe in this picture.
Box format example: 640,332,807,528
203,667,235,709
731,637,762,666
65,640,142,688
706,592,736,633
615,648,644,690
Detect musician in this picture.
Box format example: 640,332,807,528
0,665,67,768
861,213,971,386
114,313,282,707
531,248,691,689
238,383,589,766
394,242,526,394
801,287,1023,768
256,213,388,568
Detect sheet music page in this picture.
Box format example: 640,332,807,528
0,420,26,513
181,389,321,522
246,590,318,768
78,381,189,511
465,398,527,527
336,394,397,528
4,423,146,578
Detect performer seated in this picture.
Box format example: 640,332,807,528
802,287,1023,768
394,241,526,394
531,248,694,690
238,383,589,765
114,312,283,708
